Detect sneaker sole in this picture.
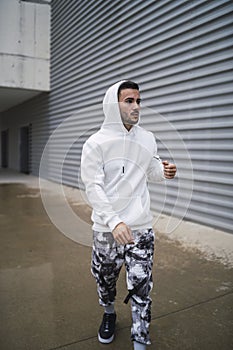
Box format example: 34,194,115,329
98,333,114,344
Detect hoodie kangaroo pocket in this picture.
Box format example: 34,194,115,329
120,196,144,225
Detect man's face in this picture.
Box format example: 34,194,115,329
118,88,141,130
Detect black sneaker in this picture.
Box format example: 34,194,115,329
98,313,116,344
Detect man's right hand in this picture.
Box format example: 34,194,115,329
112,222,134,245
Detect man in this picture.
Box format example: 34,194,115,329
81,81,176,350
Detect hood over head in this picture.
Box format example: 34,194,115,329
102,80,139,133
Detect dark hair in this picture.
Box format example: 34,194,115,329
117,80,139,100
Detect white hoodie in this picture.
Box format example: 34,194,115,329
81,81,164,232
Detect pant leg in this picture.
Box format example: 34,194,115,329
125,228,155,345
91,231,124,307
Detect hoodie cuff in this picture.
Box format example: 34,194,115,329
108,216,123,232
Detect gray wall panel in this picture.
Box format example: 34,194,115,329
1,0,233,233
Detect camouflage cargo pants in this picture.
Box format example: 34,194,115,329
91,228,155,345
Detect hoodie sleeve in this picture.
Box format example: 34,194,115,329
81,139,122,232
146,137,165,182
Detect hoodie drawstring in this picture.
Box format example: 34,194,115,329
121,133,126,176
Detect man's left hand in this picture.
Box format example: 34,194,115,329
162,160,177,179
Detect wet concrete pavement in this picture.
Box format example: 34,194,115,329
0,172,233,350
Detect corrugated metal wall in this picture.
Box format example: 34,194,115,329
48,0,233,232
1,0,233,233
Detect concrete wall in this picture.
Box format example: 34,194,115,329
0,0,50,91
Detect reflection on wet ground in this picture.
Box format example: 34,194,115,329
0,184,96,349
0,183,233,350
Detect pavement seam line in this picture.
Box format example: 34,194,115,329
47,335,98,350
151,289,233,321
47,290,233,350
